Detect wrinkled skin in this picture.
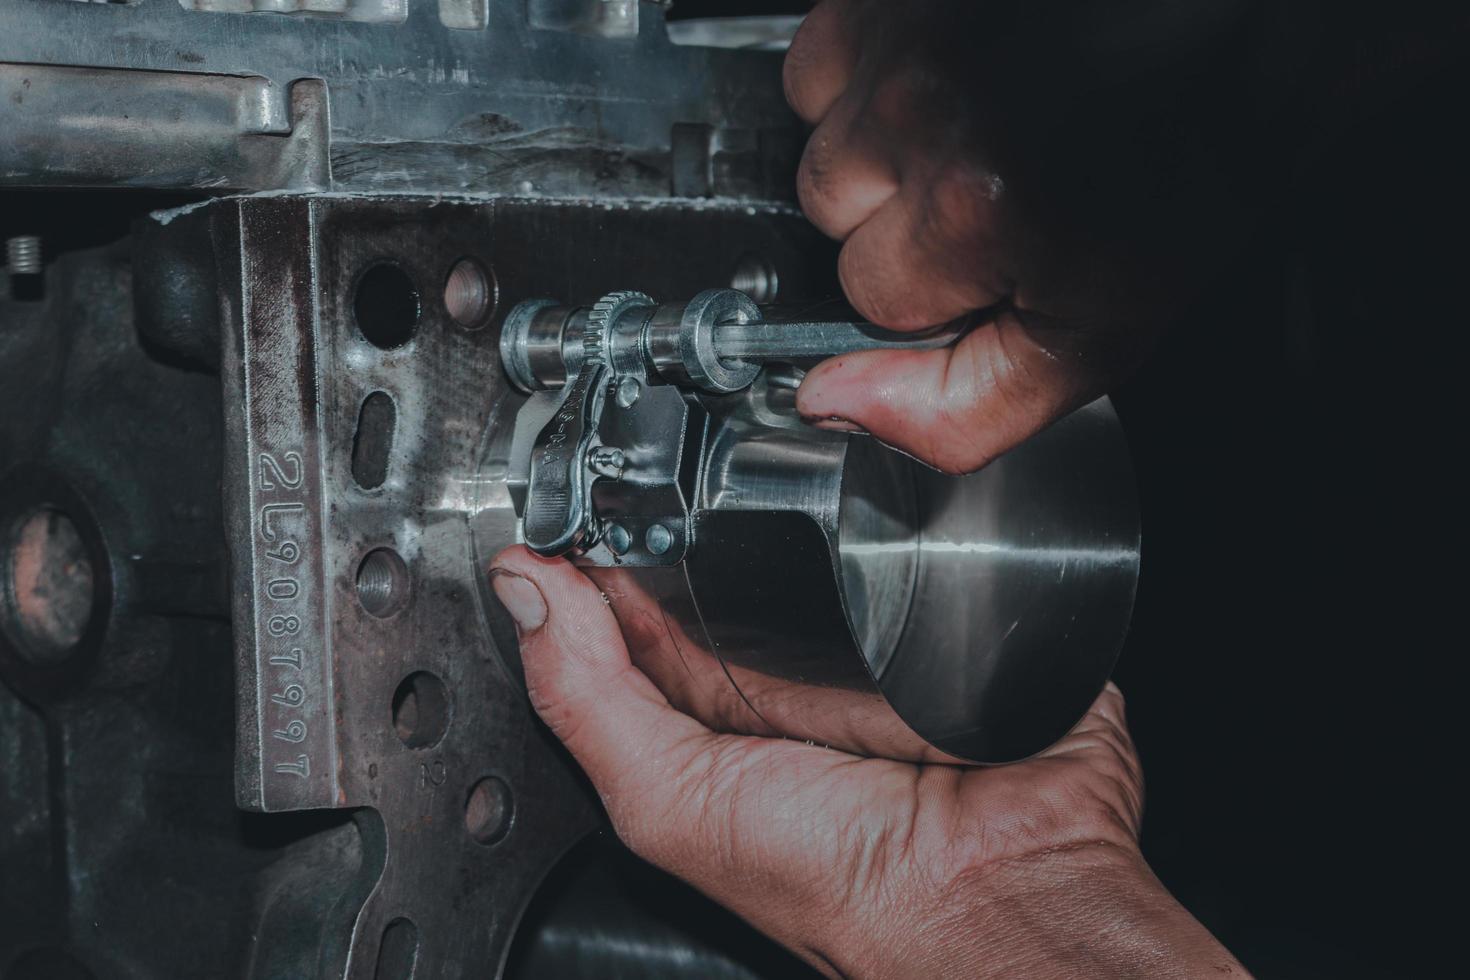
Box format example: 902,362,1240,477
491,552,1244,977
789,0,1256,473
491,1,1255,975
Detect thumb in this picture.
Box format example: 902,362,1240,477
795,312,1097,475
488,545,714,845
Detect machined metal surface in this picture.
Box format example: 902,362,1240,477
590,380,1140,764
500,289,970,397
213,196,605,976
686,386,1141,763
0,1,799,198
712,314,969,360
496,281,1140,762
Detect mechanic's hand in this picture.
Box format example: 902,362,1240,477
491,547,1246,978
786,0,1249,473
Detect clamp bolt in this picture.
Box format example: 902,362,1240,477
615,376,642,409
603,522,633,556
6,236,41,277
645,523,674,556
588,446,626,480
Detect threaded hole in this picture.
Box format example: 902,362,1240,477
444,258,496,328
356,548,409,619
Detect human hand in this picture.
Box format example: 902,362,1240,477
490,547,1246,978
785,0,1247,474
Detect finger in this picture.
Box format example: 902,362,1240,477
582,565,780,738
1039,683,1145,835
796,312,1096,474
1046,684,1141,784
1092,681,1131,732
489,546,715,820
490,551,906,935
837,167,1007,329
783,0,860,123
796,89,901,240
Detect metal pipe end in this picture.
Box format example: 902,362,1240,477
675,288,761,394
499,299,557,393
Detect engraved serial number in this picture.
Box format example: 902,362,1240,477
257,450,312,782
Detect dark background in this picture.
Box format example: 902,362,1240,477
1108,53,1460,975
665,1,1459,976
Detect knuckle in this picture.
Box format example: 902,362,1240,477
796,142,837,221
798,113,899,240
839,242,921,329
782,45,826,118
797,133,862,237
799,146,846,235
782,0,854,118
915,172,1002,278
866,70,922,130
782,65,810,118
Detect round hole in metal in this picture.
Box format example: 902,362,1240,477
356,547,409,619
391,671,451,749
729,253,779,303
464,776,514,845
373,917,419,980
2,507,95,664
354,263,420,350
444,257,497,328
351,392,397,491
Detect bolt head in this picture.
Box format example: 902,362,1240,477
587,446,627,479
645,523,674,556
615,376,642,408
604,522,632,555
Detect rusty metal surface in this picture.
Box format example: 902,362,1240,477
0,191,831,978
204,193,836,975
210,196,593,976
0,1,836,974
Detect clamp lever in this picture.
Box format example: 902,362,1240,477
522,357,609,556
520,291,653,558
505,287,969,561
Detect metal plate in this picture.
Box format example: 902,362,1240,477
0,1,799,197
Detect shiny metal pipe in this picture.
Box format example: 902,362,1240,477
661,392,1139,763
572,389,1140,765
489,292,1141,765
712,318,968,361
501,291,971,394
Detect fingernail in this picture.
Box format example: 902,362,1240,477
803,414,868,434
490,569,547,633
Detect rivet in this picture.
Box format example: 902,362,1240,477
645,523,673,556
